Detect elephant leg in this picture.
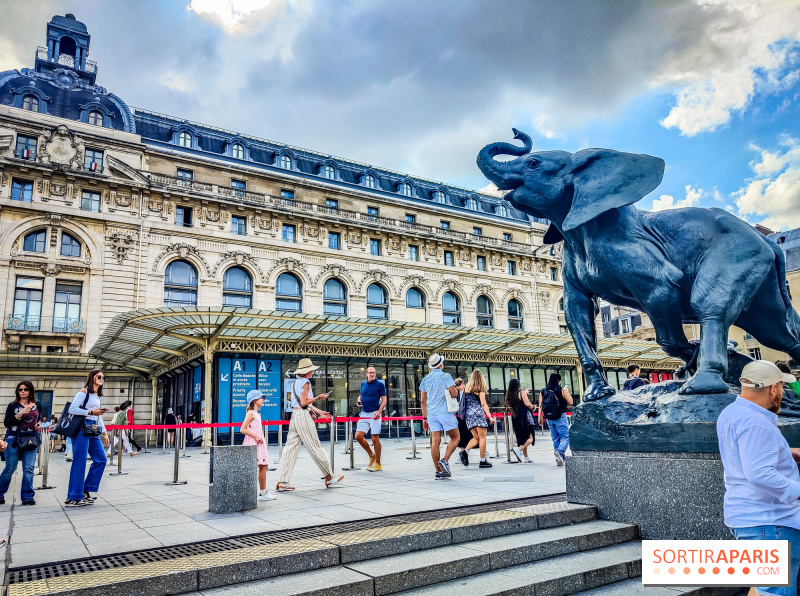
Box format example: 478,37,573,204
564,285,614,401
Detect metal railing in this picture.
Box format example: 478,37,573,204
149,172,212,193
36,47,97,74
7,315,84,333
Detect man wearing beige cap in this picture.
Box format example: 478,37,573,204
275,358,344,491
717,360,800,596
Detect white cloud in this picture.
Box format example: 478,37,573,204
734,137,800,230
658,0,800,136
187,0,288,34
651,185,704,211
158,71,196,93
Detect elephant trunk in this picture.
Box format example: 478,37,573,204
476,128,532,190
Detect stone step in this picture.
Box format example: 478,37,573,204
392,541,643,596
573,578,746,596
344,520,638,595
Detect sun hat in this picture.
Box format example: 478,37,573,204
247,389,264,405
741,360,796,389
428,353,444,368
295,357,320,375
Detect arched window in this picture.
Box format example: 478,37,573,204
465,197,478,210
222,266,252,307
323,278,347,315
88,110,103,126
433,190,446,203
406,287,425,309
365,174,376,188
496,204,509,217
232,143,244,159
477,295,494,327
280,154,292,169
22,95,39,112
178,131,192,148
323,164,335,179
23,230,46,253
442,291,461,325
366,283,388,319
164,260,198,307
401,182,413,197
276,272,302,312
508,299,524,330
60,232,81,257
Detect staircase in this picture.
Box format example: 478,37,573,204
6,498,743,596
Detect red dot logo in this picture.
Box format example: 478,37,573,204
743,567,750,575
713,567,720,575
668,567,676,575
728,567,735,575
683,567,690,574
698,567,706,574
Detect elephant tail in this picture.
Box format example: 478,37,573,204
768,238,799,341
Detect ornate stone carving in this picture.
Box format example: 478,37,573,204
205,209,220,223
115,193,132,207
356,269,397,296
313,264,356,289
148,199,164,213
41,263,62,277
502,288,530,310
348,233,362,245
0,174,9,187
400,274,434,300
267,257,308,283
537,261,547,273
43,213,65,225
38,125,84,170
107,231,136,264
152,243,210,274
305,226,321,239
468,283,499,304
538,289,551,303
212,251,265,283
437,278,464,300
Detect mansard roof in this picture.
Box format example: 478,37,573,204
133,109,539,225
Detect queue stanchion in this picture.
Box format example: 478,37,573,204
161,429,167,454
328,407,336,471
490,414,501,459
37,429,55,489
181,425,191,458
109,428,128,476
342,419,360,470
342,418,351,454
143,429,150,454
230,425,235,446
213,426,218,449
395,419,401,443
503,411,520,464
165,427,187,486
406,418,421,460
35,436,42,475
276,422,283,465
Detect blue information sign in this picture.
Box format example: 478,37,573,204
216,355,283,426
231,358,256,424
257,358,281,423
193,366,202,403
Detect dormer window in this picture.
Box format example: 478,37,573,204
323,164,335,179
280,154,292,170
232,143,244,159
88,110,103,125
401,183,413,197
433,190,446,204
178,131,192,148
466,197,478,210
365,174,376,188
497,204,509,217
22,95,39,112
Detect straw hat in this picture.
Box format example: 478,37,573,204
295,357,320,375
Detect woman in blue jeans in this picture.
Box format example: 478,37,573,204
0,381,43,505
538,373,573,467
65,369,110,507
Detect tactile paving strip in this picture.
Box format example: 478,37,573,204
5,492,567,592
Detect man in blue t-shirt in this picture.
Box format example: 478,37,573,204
420,353,459,479
355,366,387,471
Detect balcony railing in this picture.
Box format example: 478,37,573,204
37,47,98,74
149,173,213,193
7,315,84,333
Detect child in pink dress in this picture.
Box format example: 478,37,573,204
242,390,275,501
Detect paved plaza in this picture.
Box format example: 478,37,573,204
0,434,566,573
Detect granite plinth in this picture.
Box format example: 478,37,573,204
571,380,800,453
566,450,729,540
209,445,257,514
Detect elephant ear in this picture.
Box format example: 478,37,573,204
562,149,665,232
543,224,564,244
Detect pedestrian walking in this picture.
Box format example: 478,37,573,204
355,366,387,471
48,415,59,453
538,373,573,466
420,353,459,480
0,381,43,505
109,401,138,457
718,360,800,596
164,408,176,449
506,378,536,463
241,390,276,501
459,370,494,468
65,369,109,507
275,358,343,491
622,364,647,391
125,403,142,452
455,378,472,453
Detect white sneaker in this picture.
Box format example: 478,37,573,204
523,457,533,463
512,448,523,461
258,491,276,501
554,450,565,466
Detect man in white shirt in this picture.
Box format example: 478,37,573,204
420,353,459,480
717,360,800,596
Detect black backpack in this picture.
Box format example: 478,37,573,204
623,377,645,391
541,388,563,420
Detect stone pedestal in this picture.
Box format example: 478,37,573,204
566,450,729,540
209,445,257,514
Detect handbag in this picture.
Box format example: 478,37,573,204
457,392,468,420
16,431,41,451
53,392,91,439
526,409,537,427
82,421,103,437
446,391,460,414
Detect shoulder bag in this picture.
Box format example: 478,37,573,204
53,392,91,439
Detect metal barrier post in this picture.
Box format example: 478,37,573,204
276,423,283,465
37,430,55,489
406,419,421,460
342,420,360,470
35,437,42,474
328,411,336,471
165,428,187,485
490,415,501,459
143,429,150,454
213,426,218,448
181,425,191,458
230,424,235,446
395,419,401,442
503,412,520,464
162,429,167,454
109,429,128,476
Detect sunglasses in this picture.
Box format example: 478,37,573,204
18,387,30,392
96,375,105,379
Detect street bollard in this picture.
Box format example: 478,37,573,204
109,428,128,476
37,430,55,489
490,415,501,459
406,419,421,460
165,428,188,486
342,420,361,470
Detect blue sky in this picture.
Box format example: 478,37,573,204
1,0,798,230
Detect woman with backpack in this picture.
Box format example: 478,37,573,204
538,373,574,467
504,378,536,463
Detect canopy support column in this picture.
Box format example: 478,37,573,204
203,349,214,448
